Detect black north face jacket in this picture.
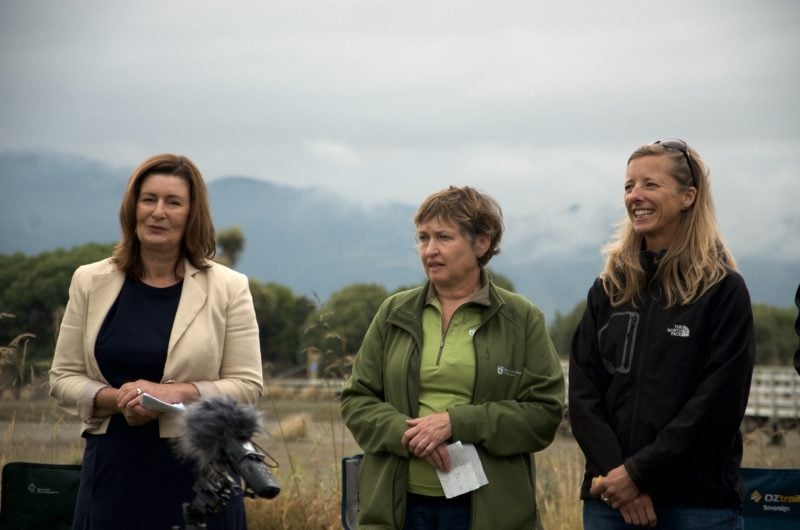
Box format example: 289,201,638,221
569,251,755,508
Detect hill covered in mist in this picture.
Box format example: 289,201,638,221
1,151,796,318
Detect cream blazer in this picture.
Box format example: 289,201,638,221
49,258,263,437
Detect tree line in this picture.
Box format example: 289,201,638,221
1,239,797,393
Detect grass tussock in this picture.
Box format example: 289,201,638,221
245,471,341,529
268,413,311,442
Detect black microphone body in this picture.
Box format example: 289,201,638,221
223,438,280,499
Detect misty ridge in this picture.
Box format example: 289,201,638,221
1,151,796,319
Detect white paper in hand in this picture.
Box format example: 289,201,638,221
435,441,489,498
140,392,186,413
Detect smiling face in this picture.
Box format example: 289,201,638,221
625,154,697,251
135,173,191,255
416,216,489,293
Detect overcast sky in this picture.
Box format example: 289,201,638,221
1,0,798,263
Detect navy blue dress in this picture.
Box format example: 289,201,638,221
72,277,247,530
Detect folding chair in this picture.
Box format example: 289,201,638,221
341,454,362,530
740,466,800,530
0,462,81,530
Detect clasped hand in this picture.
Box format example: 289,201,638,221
590,465,657,527
401,412,452,472
116,380,163,426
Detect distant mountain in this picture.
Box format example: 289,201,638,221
1,151,796,319
208,175,423,298
0,151,128,252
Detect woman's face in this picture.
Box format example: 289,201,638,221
135,174,191,255
416,217,488,292
625,154,696,251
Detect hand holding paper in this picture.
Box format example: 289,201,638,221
435,442,489,499
140,392,186,413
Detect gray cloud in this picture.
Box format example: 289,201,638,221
1,0,798,262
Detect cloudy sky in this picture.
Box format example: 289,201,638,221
1,0,798,263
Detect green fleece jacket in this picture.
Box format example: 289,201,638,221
340,279,565,529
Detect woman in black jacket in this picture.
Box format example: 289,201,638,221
569,139,755,529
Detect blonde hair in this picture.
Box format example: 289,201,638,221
601,142,736,307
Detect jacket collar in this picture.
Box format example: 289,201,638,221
85,260,126,354
640,249,667,288
388,269,504,341
168,259,207,352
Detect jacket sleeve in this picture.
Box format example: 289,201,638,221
49,265,108,426
624,274,755,489
449,302,565,456
340,301,412,457
568,282,627,477
193,272,264,405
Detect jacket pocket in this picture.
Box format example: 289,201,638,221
597,311,639,374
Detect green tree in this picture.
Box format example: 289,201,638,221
0,243,115,360
249,279,315,370
752,303,796,366
486,268,516,292
302,284,388,373
548,300,586,358
216,225,245,268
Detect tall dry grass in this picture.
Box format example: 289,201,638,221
2,392,799,530
0,402,83,467
536,436,584,530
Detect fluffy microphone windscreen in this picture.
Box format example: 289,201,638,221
175,396,263,472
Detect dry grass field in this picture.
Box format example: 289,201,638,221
1,390,798,530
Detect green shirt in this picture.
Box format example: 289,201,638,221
407,288,487,496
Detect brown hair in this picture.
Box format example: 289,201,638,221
112,154,216,278
414,185,503,267
601,142,735,306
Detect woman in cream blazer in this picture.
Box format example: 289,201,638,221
49,257,263,437
49,154,262,530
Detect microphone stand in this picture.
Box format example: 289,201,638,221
173,466,240,530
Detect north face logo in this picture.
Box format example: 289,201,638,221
666,325,690,337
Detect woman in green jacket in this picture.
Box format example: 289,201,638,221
340,186,565,530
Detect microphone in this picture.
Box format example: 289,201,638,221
176,396,280,500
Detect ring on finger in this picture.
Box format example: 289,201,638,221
601,494,610,504
136,387,142,396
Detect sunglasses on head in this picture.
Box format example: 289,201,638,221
652,138,696,186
